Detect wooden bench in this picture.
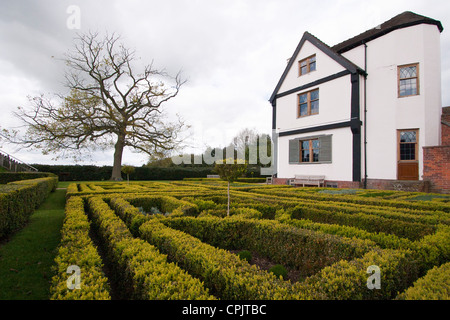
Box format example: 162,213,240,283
290,175,325,187
207,175,220,179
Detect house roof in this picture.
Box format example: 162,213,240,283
270,11,444,105
269,32,365,104
332,11,444,54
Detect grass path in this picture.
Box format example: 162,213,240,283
0,186,66,300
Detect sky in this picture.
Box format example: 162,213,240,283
0,0,449,166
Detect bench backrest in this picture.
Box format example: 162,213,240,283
294,175,325,180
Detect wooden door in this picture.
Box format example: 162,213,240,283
397,130,419,180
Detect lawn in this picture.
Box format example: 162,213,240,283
0,185,66,300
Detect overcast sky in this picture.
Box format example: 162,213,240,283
0,0,449,166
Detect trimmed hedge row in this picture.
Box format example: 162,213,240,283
396,262,450,300
126,195,200,217
138,218,292,300
276,212,414,250
183,178,267,183
0,176,58,239
292,248,421,300
50,197,111,300
32,164,216,181
0,172,57,184
246,187,450,213
287,205,435,241
161,216,376,277
87,197,213,300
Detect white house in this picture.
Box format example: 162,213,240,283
270,11,444,189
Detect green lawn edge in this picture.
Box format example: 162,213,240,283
0,186,66,300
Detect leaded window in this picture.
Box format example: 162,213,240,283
398,64,419,97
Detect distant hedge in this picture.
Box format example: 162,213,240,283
0,172,57,184
0,176,58,239
31,165,264,181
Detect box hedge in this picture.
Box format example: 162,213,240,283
0,176,58,239
87,197,213,300
50,197,111,300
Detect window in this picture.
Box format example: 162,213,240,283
299,55,316,76
289,135,332,164
300,139,320,163
398,64,419,97
398,130,418,161
298,89,319,118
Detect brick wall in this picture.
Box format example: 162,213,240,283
272,178,290,185
421,107,450,194
423,146,450,194
363,179,429,192
442,107,450,146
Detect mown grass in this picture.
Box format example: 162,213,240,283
0,187,66,300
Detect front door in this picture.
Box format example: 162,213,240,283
397,130,419,180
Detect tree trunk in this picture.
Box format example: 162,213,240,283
111,133,125,181
227,181,230,217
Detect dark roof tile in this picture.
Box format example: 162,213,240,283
332,11,444,54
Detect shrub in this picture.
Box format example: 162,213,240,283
292,248,422,300
0,172,56,184
269,264,288,280
162,216,376,277
396,262,450,300
87,197,213,300
0,176,58,239
238,250,252,262
139,219,291,300
288,205,435,241
50,197,111,300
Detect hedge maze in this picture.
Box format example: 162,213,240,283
52,180,450,300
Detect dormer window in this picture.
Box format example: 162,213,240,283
299,55,316,76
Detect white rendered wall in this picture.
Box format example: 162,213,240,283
343,24,442,180
276,75,352,132
278,40,346,94
277,127,353,181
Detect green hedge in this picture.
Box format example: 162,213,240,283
0,172,57,184
50,197,111,300
138,218,292,300
276,212,414,250
292,248,421,300
32,164,267,181
0,176,58,239
126,195,200,217
247,187,450,213
162,216,375,277
32,165,215,181
396,262,450,300
87,197,213,300
287,205,435,241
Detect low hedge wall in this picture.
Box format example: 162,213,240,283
276,212,414,250
0,176,58,239
138,218,292,300
50,197,111,300
126,195,200,217
0,172,57,184
287,205,435,241
396,262,450,300
87,197,213,300
247,187,450,213
162,216,376,277
32,165,216,181
292,248,421,300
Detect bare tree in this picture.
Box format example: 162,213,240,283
11,31,187,180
